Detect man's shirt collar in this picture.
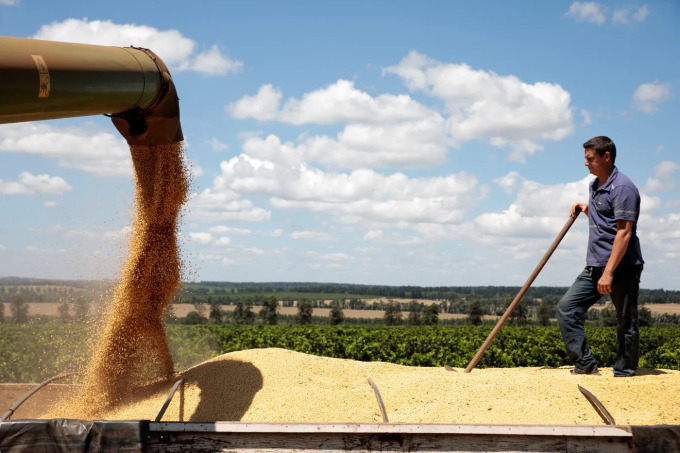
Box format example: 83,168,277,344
591,166,619,193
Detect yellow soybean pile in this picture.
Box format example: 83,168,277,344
48,348,680,425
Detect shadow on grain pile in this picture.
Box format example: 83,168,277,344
43,359,263,422
184,360,263,422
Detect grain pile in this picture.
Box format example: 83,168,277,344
60,142,189,417
47,348,680,426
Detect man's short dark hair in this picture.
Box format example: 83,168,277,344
583,136,616,163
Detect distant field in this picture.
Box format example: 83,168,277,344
168,304,471,320
588,303,680,316
646,303,680,315
1,302,103,318
5,301,679,320
2,301,471,320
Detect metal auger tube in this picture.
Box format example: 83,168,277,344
0,36,183,145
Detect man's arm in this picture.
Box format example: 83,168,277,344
597,219,634,295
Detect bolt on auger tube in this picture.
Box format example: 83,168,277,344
0,36,182,145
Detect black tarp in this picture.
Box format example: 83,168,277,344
0,419,147,453
631,425,680,453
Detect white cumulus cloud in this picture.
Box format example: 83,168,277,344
33,18,242,76
475,204,561,238
208,226,253,236
290,230,336,241
475,173,592,238
104,226,132,240
644,160,680,193
363,230,384,241
229,84,283,121
455,174,596,267
229,81,449,169
613,5,649,24
0,122,131,177
0,172,71,195
319,252,351,261
384,51,574,162
210,137,230,152
207,225,282,238
182,44,243,75
206,152,484,227
566,2,606,24
230,52,574,166
633,82,673,114
642,213,680,263
188,187,271,223
241,121,448,169
230,79,434,125
189,232,213,244
215,236,231,246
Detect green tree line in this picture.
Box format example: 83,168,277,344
4,277,680,305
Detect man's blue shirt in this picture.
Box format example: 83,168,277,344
587,166,644,267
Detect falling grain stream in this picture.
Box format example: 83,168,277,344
65,143,188,417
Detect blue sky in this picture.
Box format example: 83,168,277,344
1,1,679,290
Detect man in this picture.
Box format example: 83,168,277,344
557,136,644,377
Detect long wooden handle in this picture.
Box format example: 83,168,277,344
464,214,579,373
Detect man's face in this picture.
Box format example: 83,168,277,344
584,148,611,177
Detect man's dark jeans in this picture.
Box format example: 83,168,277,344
556,265,643,377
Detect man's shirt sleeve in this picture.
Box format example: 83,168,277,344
611,185,639,222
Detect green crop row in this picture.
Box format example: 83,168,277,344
174,325,680,369
1,324,679,383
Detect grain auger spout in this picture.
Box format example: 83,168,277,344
0,36,182,145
